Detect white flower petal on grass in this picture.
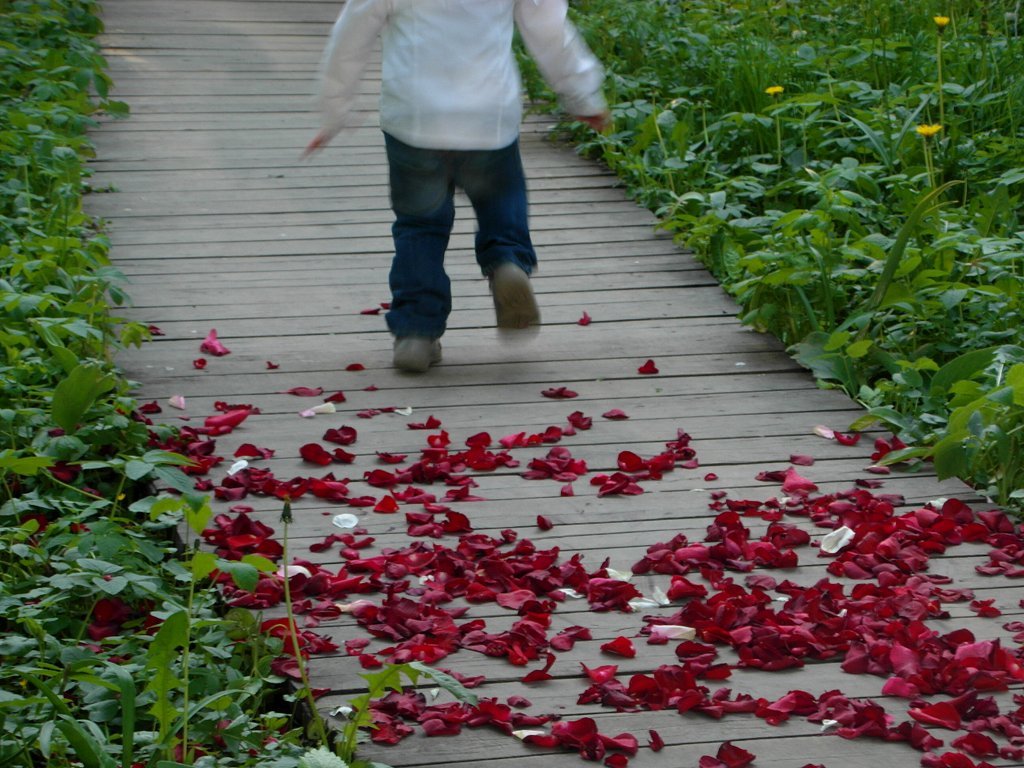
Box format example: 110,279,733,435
168,395,187,410
395,406,414,416
332,513,359,529
649,625,696,641
820,525,856,554
312,402,336,415
227,459,248,476
512,730,548,741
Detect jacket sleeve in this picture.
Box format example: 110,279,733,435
514,0,607,117
314,0,390,138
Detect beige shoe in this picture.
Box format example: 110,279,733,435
490,262,540,330
393,337,442,373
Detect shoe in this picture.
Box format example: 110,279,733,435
393,337,442,373
489,262,540,330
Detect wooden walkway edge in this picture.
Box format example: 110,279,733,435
89,3,1022,767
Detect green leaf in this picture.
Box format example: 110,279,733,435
190,551,218,581
216,560,259,592
144,610,189,739
55,716,117,768
124,459,153,481
0,450,53,476
51,363,116,432
407,662,479,705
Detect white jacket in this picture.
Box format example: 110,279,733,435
315,0,607,150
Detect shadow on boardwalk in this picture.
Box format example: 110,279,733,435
87,2,1020,767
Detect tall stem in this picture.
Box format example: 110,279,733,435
280,500,330,748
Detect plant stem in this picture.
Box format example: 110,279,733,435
280,501,330,749
936,32,945,128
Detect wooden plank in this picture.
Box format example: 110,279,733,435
91,4,1015,768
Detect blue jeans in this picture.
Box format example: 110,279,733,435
383,133,537,339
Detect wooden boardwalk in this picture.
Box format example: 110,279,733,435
89,2,1023,767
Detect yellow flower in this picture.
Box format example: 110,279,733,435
933,15,950,30
915,123,943,137
765,85,784,97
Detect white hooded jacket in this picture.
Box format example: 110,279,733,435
314,0,607,150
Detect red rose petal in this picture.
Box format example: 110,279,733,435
577,311,592,326
199,328,231,356
345,363,365,371
266,360,280,369
602,409,629,420
536,515,554,530
193,357,208,369
282,386,324,397
600,636,636,658
542,386,578,399
637,359,659,375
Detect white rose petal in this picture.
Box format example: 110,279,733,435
820,525,856,554
332,513,359,529
604,568,632,582
628,597,661,611
556,588,584,599
649,624,696,641
512,730,547,741
299,408,316,418
651,585,670,606
814,424,836,439
227,459,248,476
168,395,187,410
395,406,414,416
819,719,839,732
278,564,312,579
312,402,336,415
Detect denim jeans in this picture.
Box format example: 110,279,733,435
383,132,537,339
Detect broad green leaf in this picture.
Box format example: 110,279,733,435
190,551,218,581
51,363,116,432
0,450,53,476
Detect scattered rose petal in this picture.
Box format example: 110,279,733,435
537,515,554,530
168,395,187,410
345,363,365,371
193,358,208,370
637,359,659,375
602,409,628,420
266,360,280,369
542,386,578,399
600,636,636,658
395,406,414,416
578,311,592,326
819,525,856,554
199,328,231,356
649,625,696,641
227,459,248,476
283,386,324,397
325,391,346,403
311,402,336,415
332,514,359,529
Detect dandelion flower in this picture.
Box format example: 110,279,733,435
765,85,784,96
915,124,943,137
933,15,950,29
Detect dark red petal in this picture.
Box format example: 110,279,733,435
536,515,554,531
199,328,231,356
578,311,592,326
600,637,636,658
282,386,324,397
193,358,208,369
637,359,659,375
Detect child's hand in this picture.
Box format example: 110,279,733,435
575,110,611,133
302,130,331,159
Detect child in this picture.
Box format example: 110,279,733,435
305,0,609,372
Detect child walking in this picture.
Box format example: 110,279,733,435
305,0,609,372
